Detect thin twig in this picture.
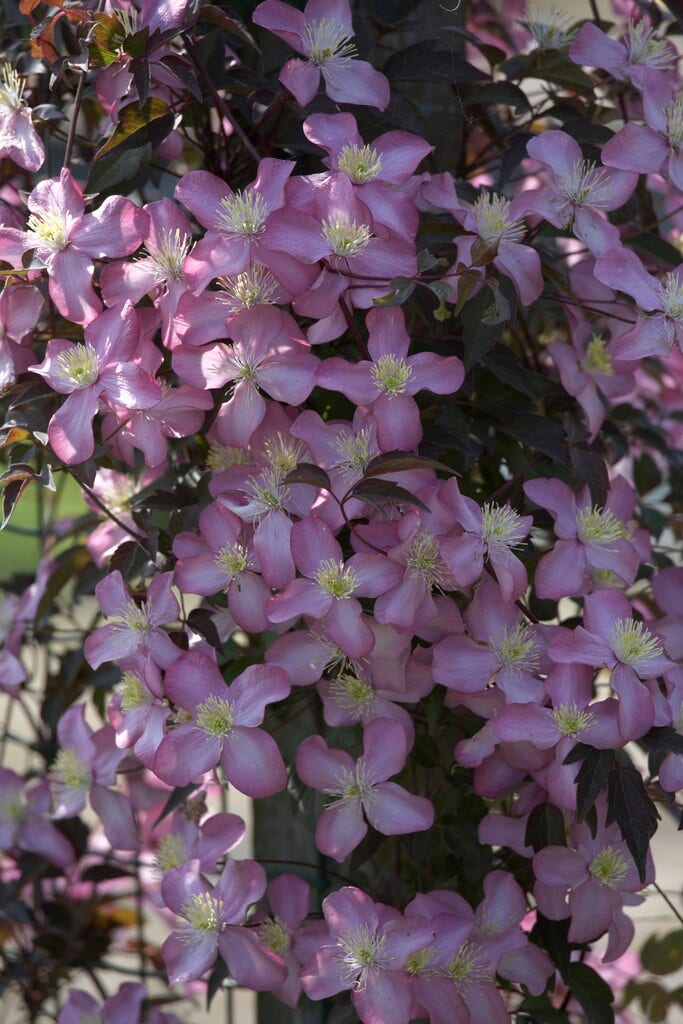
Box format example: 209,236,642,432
63,69,87,169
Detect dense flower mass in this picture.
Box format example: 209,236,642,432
0,0,682,1022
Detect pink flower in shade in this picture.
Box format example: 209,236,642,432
0,169,148,324
652,565,683,660
301,886,434,1024
252,0,390,110
593,245,683,358
49,704,138,851
29,302,160,464
160,858,287,987
152,651,290,797
316,661,427,746
154,808,246,876
533,810,653,961
266,515,403,659
302,112,433,241
175,159,308,295
84,467,151,567
262,177,418,329
256,874,311,1008
602,69,683,191
433,577,551,703
107,655,171,769
548,590,676,740
0,64,44,172
524,476,641,599
438,478,532,603
100,198,194,348
84,570,180,671
296,718,434,862
173,306,318,445
523,130,637,255
547,331,637,440
0,283,43,390
0,769,75,868
315,306,464,451
569,19,676,89
173,501,270,633
57,983,146,1024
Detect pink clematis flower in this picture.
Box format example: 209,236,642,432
253,0,390,110
524,475,641,599
30,302,160,464
315,306,463,451
523,130,637,255
602,69,683,190
154,807,246,876
58,984,146,1024
49,704,138,851
0,282,43,390
266,515,403,658
438,479,532,603
256,874,311,1008
0,769,75,868
173,501,270,633
84,570,180,671
548,590,676,739
569,19,676,89
301,886,434,1024
0,168,148,324
302,112,433,241
176,159,308,295
107,655,171,768
0,63,44,171
152,651,290,797
296,718,434,861
161,858,287,987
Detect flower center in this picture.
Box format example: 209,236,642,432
0,793,23,823
26,207,75,251
627,19,672,69
665,97,683,151
99,477,136,514
180,892,224,936
491,622,540,672
552,701,597,738
54,343,99,389
406,531,447,586
195,695,234,736
259,915,292,953
576,505,624,545
302,18,358,66
156,833,188,873
608,618,663,666
556,159,614,209
660,271,683,321
338,143,382,184
0,64,25,110
206,444,247,470
245,470,289,518
218,265,278,310
217,189,268,236
315,559,357,599
322,215,372,257
582,334,614,376
332,763,376,804
264,434,305,476
405,946,437,975
52,748,90,788
115,671,151,711
337,925,389,980
523,2,576,49
370,353,413,396
333,428,377,480
447,941,489,991
112,600,152,634
142,228,191,283
474,193,525,245
214,542,249,580
329,673,375,718
589,845,629,888
222,345,263,385
480,502,526,548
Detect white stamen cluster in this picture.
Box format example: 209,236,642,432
302,18,358,67
552,702,597,738
609,618,663,667
115,671,151,711
51,748,90,788
524,3,577,50
370,354,414,396
576,506,624,546
480,502,527,548
556,159,614,209
315,559,358,599
218,265,278,310
473,193,525,246
582,334,614,376
322,215,372,257
54,343,99,389
338,143,382,184
491,622,540,673
217,190,268,236
589,845,629,888
195,695,235,736
626,19,673,71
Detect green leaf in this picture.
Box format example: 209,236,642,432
349,478,430,515
606,765,659,883
95,97,173,160
374,276,416,307
525,801,566,852
563,962,615,1024
641,930,683,976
